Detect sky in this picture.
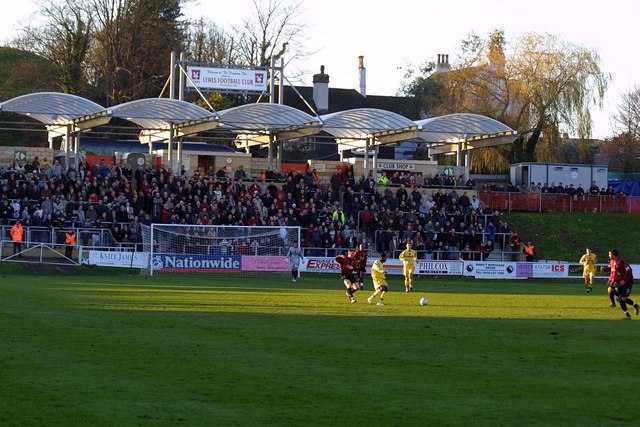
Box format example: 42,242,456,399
2,0,638,139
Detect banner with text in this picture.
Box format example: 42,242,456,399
86,250,149,268
186,66,268,91
301,257,464,276
242,256,290,272
416,260,464,276
463,261,518,279
151,254,242,273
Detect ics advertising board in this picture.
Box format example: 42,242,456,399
186,66,268,92
516,262,568,278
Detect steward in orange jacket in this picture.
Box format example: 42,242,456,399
65,229,77,259
523,242,536,262
10,220,24,257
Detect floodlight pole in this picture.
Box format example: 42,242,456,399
270,58,275,104
177,138,183,176
268,133,275,170
179,52,186,101
373,145,379,180
168,124,174,173
64,124,71,171
465,142,471,182
279,58,284,105
363,137,371,178
169,51,176,100
75,130,80,172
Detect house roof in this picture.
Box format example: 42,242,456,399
261,85,420,119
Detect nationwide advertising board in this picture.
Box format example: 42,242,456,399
150,254,242,272
86,251,290,272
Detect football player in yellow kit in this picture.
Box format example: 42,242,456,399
399,241,417,292
367,252,388,305
579,246,597,293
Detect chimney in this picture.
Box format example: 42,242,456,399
435,53,451,73
312,65,330,114
358,56,366,97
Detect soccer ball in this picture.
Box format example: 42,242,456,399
419,297,429,306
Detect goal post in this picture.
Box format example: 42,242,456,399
139,224,301,277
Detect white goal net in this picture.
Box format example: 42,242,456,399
139,224,301,277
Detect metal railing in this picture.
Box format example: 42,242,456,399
480,192,640,214
0,224,128,250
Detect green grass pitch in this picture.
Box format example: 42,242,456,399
1,269,638,426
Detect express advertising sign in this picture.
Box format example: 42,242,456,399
302,257,342,273
302,257,409,275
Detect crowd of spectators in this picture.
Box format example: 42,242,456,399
483,180,621,197
1,157,504,260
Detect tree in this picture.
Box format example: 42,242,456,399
398,61,442,119
11,0,93,95
234,0,306,68
402,30,609,172
599,133,640,173
598,87,640,173
612,85,640,143
89,0,186,105
184,18,239,64
508,33,608,162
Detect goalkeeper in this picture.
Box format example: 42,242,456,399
286,242,303,283
367,253,388,305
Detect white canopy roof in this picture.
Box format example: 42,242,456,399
0,92,109,138
107,98,220,144
416,113,517,154
320,108,420,152
216,103,321,148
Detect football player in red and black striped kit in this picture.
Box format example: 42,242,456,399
352,244,368,290
602,249,639,320
336,250,359,303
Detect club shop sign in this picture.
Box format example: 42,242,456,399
377,162,415,171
